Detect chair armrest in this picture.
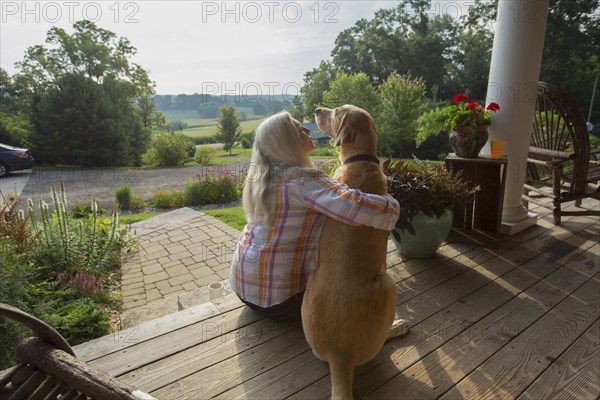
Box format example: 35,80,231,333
0,303,75,356
528,146,575,160
16,337,147,400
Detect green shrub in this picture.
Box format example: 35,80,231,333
71,202,107,218
114,187,146,211
195,145,217,165
0,192,35,253
185,139,197,158
311,145,336,156
142,131,193,166
35,297,110,345
0,185,133,368
190,136,216,145
28,182,136,279
151,189,186,209
129,195,148,211
184,175,240,206
115,185,132,210
0,237,34,369
240,131,255,149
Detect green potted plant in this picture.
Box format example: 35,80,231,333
417,94,500,158
384,158,479,258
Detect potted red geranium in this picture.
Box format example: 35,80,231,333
417,94,500,158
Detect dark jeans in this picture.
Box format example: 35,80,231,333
240,292,304,322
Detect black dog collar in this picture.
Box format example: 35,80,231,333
343,154,380,165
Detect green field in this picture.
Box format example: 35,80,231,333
182,118,265,138
161,108,265,139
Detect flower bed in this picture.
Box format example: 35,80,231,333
0,183,136,369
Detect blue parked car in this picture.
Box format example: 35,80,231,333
0,143,34,178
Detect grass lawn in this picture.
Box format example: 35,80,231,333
119,211,164,224
203,205,246,231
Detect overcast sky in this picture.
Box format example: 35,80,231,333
1,1,475,95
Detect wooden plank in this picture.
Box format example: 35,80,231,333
517,320,600,400
150,328,310,399
88,304,263,376
73,301,224,362
215,350,321,400
247,220,598,400
441,273,600,399
364,250,600,400
211,293,244,314
143,231,528,398
356,236,598,398
122,319,305,396
290,226,599,400
146,234,512,400
126,230,524,396
249,217,597,400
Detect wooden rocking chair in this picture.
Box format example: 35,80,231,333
0,303,156,400
523,81,600,224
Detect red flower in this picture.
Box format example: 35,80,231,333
486,102,500,112
453,93,468,104
466,99,479,111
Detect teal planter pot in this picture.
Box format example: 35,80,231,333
390,209,453,258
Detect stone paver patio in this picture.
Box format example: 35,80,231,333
119,207,242,327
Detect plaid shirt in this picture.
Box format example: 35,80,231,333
230,168,400,308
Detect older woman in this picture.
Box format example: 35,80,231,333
230,111,399,320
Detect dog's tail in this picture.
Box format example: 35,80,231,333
329,357,355,400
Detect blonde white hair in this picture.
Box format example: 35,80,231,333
243,111,313,225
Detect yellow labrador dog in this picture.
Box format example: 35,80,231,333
301,105,408,400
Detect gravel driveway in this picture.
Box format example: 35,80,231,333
17,162,249,212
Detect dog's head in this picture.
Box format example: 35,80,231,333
314,105,377,149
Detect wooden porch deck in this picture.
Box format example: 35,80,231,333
73,200,599,399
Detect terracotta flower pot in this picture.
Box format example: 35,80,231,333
449,125,489,158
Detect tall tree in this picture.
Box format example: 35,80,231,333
288,95,305,121
542,0,600,122
13,21,159,166
301,61,337,121
322,72,379,113
16,21,140,90
31,73,139,166
0,69,31,147
214,105,242,155
463,0,600,121
376,73,426,157
330,2,454,90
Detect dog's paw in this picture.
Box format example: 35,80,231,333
389,319,410,338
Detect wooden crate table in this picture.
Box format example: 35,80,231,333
445,153,508,239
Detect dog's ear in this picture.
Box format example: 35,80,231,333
334,114,356,146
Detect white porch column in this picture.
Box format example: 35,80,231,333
485,0,549,235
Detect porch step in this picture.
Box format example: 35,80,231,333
119,279,232,329
74,291,242,362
